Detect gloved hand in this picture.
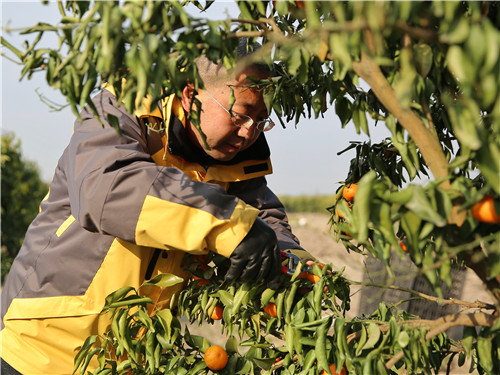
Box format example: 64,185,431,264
225,217,282,289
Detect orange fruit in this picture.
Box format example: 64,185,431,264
297,272,321,284
204,345,228,371
399,240,408,252
295,0,305,8
342,184,358,202
209,304,224,320
273,0,305,10
193,275,209,286
336,202,351,219
320,363,347,375
263,302,278,317
471,195,500,224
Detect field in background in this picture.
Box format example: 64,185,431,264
278,194,336,214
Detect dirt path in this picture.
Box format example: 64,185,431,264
287,212,493,317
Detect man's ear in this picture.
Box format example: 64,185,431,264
181,83,195,112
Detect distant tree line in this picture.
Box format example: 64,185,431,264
1,132,48,283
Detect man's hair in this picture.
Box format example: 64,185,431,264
196,38,273,88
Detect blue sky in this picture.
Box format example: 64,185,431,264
1,1,389,196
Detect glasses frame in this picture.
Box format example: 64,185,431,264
202,90,275,132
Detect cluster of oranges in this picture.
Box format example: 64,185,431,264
203,344,349,373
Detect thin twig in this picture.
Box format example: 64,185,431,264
348,279,496,310
393,20,437,43
385,312,498,369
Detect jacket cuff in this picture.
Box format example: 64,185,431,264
205,200,260,258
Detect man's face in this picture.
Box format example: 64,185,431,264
182,69,270,161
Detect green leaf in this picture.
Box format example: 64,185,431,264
232,282,251,313
329,32,351,68
477,334,494,373
304,1,321,28
226,335,239,354
73,335,98,374
413,43,433,78
228,87,235,114
354,170,377,242
104,286,135,307
476,141,500,194
107,114,122,136
385,188,413,205
287,48,302,76
216,290,234,307
142,273,184,288
405,185,446,226
251,356,276,371
156,309,173,340
335,96,352,128
397,331,410,348
187,360,207,375
352,99,369,136
286,323,295,355
440,16,470,44
136,308,155,331
260,288,275,308
361,323,381,351
355,325,367,356
446,45,474,85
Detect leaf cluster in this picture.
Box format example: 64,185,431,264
74,254,500,375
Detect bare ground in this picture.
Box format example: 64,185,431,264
287,212,494,316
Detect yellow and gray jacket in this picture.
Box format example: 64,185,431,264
0,90,307,374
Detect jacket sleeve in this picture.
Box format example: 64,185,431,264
65,91,258,258
227,177,315,260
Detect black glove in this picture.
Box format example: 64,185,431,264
225,217,282,289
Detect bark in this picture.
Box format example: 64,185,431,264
351,50,500,301
352,51,467,227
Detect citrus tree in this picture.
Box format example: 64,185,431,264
1,132,48,283
2,1,500,374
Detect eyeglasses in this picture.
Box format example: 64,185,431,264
202,90,275,132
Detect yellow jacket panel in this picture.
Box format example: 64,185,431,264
1,91,304,374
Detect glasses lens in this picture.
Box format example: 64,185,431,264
232,114,254,129
259,119,275,132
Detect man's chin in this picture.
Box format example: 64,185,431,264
205,149,237,162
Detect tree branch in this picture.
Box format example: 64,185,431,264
393,21,437,43
352,50,467,226
385,312,498,369
349,279,497,310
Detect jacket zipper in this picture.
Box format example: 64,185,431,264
145,249,161,280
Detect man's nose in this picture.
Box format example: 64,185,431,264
236,123,257,139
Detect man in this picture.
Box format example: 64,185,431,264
1,40,310,374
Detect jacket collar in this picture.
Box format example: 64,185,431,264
139,93,273,182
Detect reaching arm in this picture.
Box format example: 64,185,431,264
65,91,258,258
227,177,316,261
